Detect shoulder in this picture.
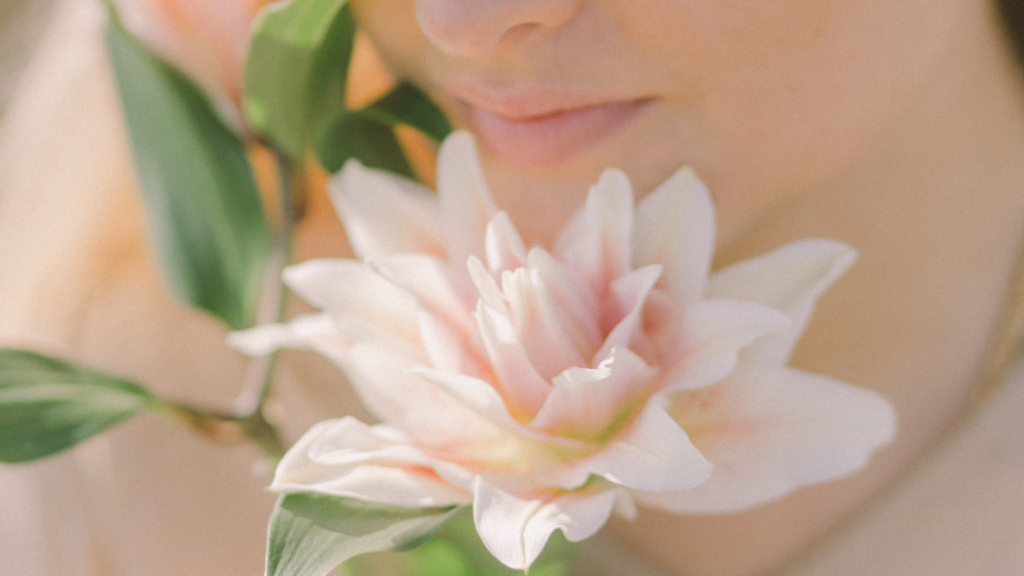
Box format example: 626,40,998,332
781,359,1024,575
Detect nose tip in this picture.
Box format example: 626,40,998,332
414,0,581,58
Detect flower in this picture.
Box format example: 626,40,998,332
111,0,274,129
229,132,896,571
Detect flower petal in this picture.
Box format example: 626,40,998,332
502,267,589,380
661,299,791,391
342,343,515,454
226,312,338,357
594,264,663,364
643,366,896,513
578,402,712,492
271,417,470,507
473,478,620,571
330,159,445,259
475,302,553,420
554,169,635,295
633,166,715,307
467,256,509,315
282,259,422,352
530,347,657,441
436,131,498,266
527,247,602,360
485,212,528,274
417,309,487,378
407,366,528,435
708,239,858,364
370,254,476,336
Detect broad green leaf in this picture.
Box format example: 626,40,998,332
315,111,415,177
0,349,156,463
267,492,459,576
357,82,452,142
106,21,272,329
245,0,355,159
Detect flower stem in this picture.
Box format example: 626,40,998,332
229,150,303,457
159,150,303,458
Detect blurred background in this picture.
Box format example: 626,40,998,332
0,0,59,116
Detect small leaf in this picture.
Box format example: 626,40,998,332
245,0,355,159
0,349,155,463
357,82,452,142
267,492,459,576
315,111,415,177
106,20,272,329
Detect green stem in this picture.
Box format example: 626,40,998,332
155,401,286,458
230,150,302,457
157,151,302,458
103,0,295,460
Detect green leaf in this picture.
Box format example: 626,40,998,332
106,20,272,329
357,82,452,142
245,0,355,160
267,492,460,576
314,111,415,177
0,349,155,463
313,82,450,178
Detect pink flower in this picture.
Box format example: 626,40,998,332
230,132,896,570
111,0,273,129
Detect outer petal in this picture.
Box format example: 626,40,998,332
330,160,445,259
633,167,715,307
642,366,897,513
708,239,857,364
473,478,620,571
436,132,498,266
553,169,635,295
271,417,470,507
226,312,338,357
282,259,422,353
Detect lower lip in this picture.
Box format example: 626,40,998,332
462,99,654,166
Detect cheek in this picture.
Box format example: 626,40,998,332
631,0,971,212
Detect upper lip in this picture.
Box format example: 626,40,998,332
445,81,647,120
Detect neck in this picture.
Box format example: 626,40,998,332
612,2,1024,575
716,0,1024,452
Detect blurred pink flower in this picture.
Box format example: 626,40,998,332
111,0,273,129
230,132,896,571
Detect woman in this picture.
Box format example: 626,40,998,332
345,1,1024,574
1,0,1023,575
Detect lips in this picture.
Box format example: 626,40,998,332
449,84,654,166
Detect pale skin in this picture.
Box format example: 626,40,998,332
346,0,1024,574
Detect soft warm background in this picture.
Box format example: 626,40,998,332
0,1,369,574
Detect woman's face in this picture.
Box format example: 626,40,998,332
350,0,981,244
